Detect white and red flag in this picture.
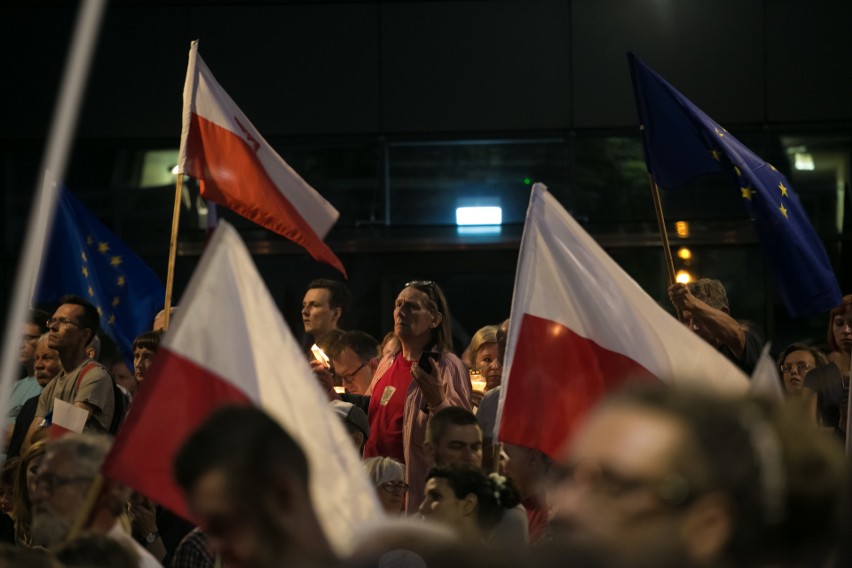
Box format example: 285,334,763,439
178,40,346,276
101,221,378,556
496,184,749,458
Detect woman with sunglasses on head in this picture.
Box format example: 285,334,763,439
363,280,472,515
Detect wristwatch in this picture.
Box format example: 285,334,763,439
144,532,159,544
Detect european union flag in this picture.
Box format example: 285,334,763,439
628,53,841,318
34,188,165,364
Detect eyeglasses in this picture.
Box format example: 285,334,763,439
379,481,409,494
552,462,693,508
46,317,83,330
780,362,814,374
33,472,93,494
334,361,368,384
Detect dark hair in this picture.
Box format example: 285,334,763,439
315,328,345,354
602,385,849,567
55,533,139,567
58,295,100,338
826,294,852,352
329,330,379,362
132,330,164,353
775,343,828,372
427,464,520,531
29,308,50,335
403,281,454,353
307,279,351,313
174,406,309,512
426,406,479,446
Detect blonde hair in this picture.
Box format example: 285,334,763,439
467,325,498,368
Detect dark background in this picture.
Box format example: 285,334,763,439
3,0,851,354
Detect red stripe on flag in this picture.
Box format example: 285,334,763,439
101,347,252,521
498,313,658,458
184,113,346,276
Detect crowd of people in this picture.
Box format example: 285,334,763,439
0,276,848,568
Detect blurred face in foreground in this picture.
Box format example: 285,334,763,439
550,403,707,568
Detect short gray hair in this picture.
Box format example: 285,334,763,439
363,456,404,487
48,434,111,479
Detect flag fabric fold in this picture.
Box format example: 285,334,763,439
33,188,165,364
628,52,840,318
748,343,785,402
178,40,346,276
496,184,750,459
100,221,377,556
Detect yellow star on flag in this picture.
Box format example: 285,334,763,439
112,297,120,307
769,163,777,172
110,256,122,267
81,252,87,262
88,286,94,297
741,187,753,200
96,306,103,316
778,182,788,197
82,266,89,278
714,127,724,138
98,242,109,253
117,276,125,287
108,314,116,325
734,166,741,176
710,149,721,161
779,203,788,218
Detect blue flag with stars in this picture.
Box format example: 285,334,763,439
628,53,841,318
34,188,165,364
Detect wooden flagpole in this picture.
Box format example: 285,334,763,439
162,174,183,331
647,173,677,287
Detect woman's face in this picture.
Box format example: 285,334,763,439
781,350,816,395
376,478,407,515
832,306,852,353
475,343,502,390
26,454,43,498
393,287,439,344
418,477,468,529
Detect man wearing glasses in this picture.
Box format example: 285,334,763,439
330,331,379,396
30,433,161,566
24,296,115,449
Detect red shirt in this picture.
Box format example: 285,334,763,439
363,356,413,463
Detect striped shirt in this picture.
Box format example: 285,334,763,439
369,351,472,514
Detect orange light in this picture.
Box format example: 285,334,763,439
675,270,693,284
675,221,690,238
677,247,692,260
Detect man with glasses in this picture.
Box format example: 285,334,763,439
25,296,115,449
30,433,161,566
330,331,379,396
548,386,849,568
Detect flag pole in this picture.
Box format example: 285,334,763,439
162,174,183,331
647,173,677,286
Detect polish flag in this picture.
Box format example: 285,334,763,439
496,184,749,458
101,221,378,556
178,40,346,276
49,399,88,439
